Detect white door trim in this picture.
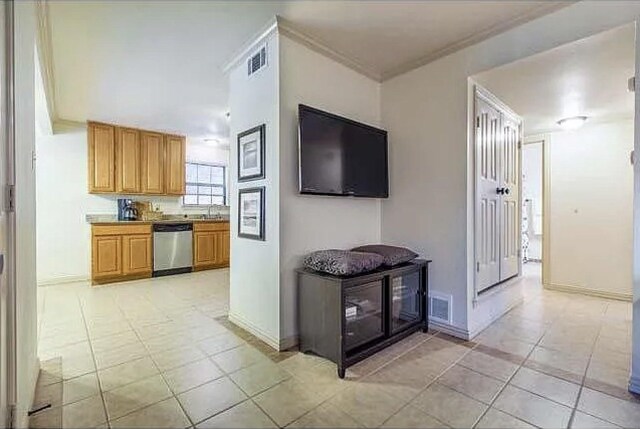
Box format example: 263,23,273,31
1,1,16,426
523,135,551,286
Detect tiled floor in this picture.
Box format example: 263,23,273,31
30,264,638,428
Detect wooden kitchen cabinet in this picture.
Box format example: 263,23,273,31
88,121,187,196
218,230,230,265
88,122,116,193
141,131,165,194
165,134,186,195
193,222,230,270
116,127,141,193
122,234,152,275
91,235,122,280
91,224,152,284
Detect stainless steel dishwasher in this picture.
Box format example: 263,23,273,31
153,223,193,277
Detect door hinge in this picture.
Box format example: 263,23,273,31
476,262,480,272
6,184,14,213
476,117,480,128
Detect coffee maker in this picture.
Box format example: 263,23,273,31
117,199,138,221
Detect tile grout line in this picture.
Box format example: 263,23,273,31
122,299,199,428
566,303,613,429
375,339,480,427
469,310,554,428
75,291,111,428
272,331,437,428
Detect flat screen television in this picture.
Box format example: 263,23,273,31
298,104,389,198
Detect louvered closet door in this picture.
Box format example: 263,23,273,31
475,97,502,291
500,113,521,281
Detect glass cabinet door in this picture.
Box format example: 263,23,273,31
344,280,385,350
390,271,422,333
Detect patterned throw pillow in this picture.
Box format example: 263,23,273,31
351,245,418,266
303,249,384,276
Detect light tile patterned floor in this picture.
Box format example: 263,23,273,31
29,265,639,428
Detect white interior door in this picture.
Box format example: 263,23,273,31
475,87,522,292
475,96,502,291
500,113,521,281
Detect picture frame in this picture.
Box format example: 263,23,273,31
237,124,265,182
238,187,265,241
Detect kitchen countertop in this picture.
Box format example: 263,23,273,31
86,214,230,224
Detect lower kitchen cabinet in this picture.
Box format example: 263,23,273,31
91,221,229,285
91,224,153,284
122,234,153,276
92,235,122,280
193,222,230,270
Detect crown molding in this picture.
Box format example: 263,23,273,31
35,0,58,126
381,1,572,81
222,16,278,75
52,118,86,134
222,15,382,82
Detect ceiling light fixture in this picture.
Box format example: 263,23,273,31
557,116,588,130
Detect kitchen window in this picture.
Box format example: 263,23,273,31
183,162,227,206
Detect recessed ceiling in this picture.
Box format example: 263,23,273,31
473,23,635,136
46,1,570,139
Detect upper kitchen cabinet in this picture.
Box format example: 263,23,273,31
165,134,186,195
116,127,141,193
88,121,187,196
141,131,166,194
88,122,116,193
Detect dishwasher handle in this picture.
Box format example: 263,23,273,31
153,223,193,232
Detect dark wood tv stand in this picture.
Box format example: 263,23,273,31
297,259,431,378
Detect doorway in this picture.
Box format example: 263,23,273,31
521,140,543,265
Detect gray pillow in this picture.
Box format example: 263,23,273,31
351,244,418,266
303,249,384,276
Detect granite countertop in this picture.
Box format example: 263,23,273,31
86,214,230,224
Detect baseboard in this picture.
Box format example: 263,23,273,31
279,334,298,351
37,275,88,287
545,282,632,302
228,312,282,351
428,318,470,340
18,356,40,429
629,374,640,395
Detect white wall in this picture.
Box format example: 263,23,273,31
278,35,382,344
15,1,38,427
381,1,640,337
35,125,229,285
546,120,633,299
228,31,282,348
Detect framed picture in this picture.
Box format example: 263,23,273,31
238,187,265,240
237,124,265,182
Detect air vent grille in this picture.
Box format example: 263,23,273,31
247,46,267,76
429,293,452,324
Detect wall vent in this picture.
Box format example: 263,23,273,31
429,292,452,324
247,45,267,76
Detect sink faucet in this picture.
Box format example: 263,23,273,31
207,205,218,219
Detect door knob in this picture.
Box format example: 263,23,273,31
504,188,510,195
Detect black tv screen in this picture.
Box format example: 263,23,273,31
298,105,389,198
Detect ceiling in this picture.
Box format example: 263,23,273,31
474,23,635,136
46,1,570,140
